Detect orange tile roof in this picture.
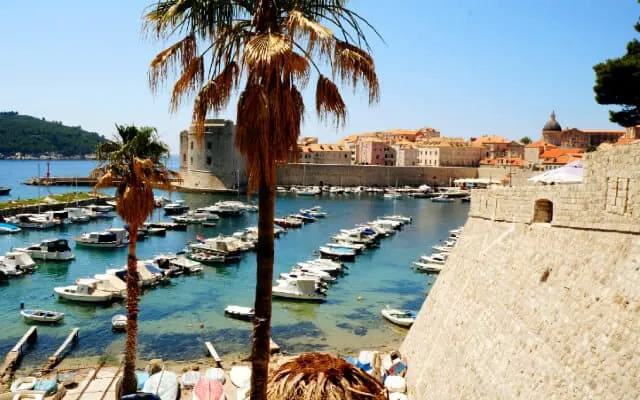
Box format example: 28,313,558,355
614,138,640,146
494,157,525,166
479,158,496,165
579,129,626,135
539,148,583,159
472,135,510,145
299,144,349,152
525,140,557,149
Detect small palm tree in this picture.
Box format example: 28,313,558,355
267,353,387,400
144,2,380,398
92,124,178,395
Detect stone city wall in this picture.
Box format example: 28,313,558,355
400,142,640,399
275,164,477,187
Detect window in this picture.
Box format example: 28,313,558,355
190,141,193,150
190,157,193,165
207,142,212,150
182,154,186,162
206,156,212,165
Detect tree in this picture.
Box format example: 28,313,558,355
593,11,640,127
144,2,380,398
92,125,177,395
520,136,532,145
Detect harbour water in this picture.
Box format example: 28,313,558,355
0,160,469,366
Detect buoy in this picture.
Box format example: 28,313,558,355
357,296,363,301
200,323,205,329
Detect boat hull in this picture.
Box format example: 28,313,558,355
54,287,113,303
273,290,326,301
20,309,64,323
75,240,126,249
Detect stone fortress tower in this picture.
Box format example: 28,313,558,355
178,119,247,192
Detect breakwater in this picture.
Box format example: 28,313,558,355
0,195,113,217
400,142,640,399
276,164,477,187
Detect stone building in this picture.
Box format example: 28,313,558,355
355,138,394,165
391,143,419,166
542,111,626,149
417,140,484,167
178,119,247,192
401,141,640,399
297,143,351,165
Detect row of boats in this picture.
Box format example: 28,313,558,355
276,184,471,199
411,226,463,273
0,204,116,233
269,215,413,302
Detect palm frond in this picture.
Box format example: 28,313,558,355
332,40,379,103
170,55,205,112
192,61,239,140
149,33,197,93
315,75,346,126
244,33,291,72
286,10,333,56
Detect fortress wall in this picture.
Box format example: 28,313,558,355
400,143,640,399
275,164,477,187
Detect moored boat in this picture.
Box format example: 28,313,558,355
0,251,36,276
8,214,57,229
0,216,21,234
272,278,326,301
54,278,114,303
0,186,11,195
381,306,416,327
20,309,64,323
224,305,255,321
318,246,356,262
111,314,127,331
419,253,447,264
431,194,455,203
75,228,129,248
164,200,189,215
15,239,74,261
411,261,442,273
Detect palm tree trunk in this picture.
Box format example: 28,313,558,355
250,172,275,400
123,224,141,395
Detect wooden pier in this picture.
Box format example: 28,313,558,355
0,327,37,381
205,341,223,366
41,328,79,374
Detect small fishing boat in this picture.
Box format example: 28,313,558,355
431,194,455,203
192,379,224,400
0,186,11,196
0,217,21,234
112,314,127,331
142,370,179,400
15,239,74,261
187,251,227,265
381,306,417,327
0,251,36,276
224,305,255,321
75,228,129,248
272,278,326,301
20,309,64,323
54,278,114,303
318,246,356,262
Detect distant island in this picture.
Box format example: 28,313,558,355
0,111,105,159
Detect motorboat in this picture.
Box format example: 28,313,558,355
283,269,333,285
274,217,303,228
64,207,90,223
75,228,129,248
383,215,412,224
82,204,116,218
450,227,463,235
333,230,378,247
431,194,455,203
296,186,321,196
437,187,470,198
20,309,64,323
420,253,447,265
371,218,404,230
276,186,287,193
329,186,344,195
0,218,21,234
383,191,402,200
8,213,57,229
92,273,127,298
187,251,227,264
54,278,115,303
143,224,169,236
189,235,248,257
318,246,356,261
108,261,167,288
211,201,246,216
164,200,189,215
153,254,203,275
0,251,35,276
111,314,127,331
326,241,365,253
381,306,416,327
170,213,206,224
193,208,222,221
0,186,10,195
444,239,457,247
224,305,255,321
300,208,327,218
272,278,326,301
246,226,286,238
154,195,171,207
42,210,71,225
290,212,316,223
296,259,345,276
432,245,452,253
411,261,442,273
16,239,74,261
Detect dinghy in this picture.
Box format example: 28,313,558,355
224,305,254,321
192,379,225,400
381,307,416,327
111,314,127,331
20,309,64,323
142,370,179,400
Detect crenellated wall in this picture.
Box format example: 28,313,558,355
400,142,640,399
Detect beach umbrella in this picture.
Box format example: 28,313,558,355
529,161,584,184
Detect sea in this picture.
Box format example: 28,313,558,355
0,159,469,366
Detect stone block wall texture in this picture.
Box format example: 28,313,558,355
400,142,640,399
275,164,477,187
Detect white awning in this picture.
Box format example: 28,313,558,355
529,161,583,184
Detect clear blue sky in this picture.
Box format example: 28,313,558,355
0,1,637,152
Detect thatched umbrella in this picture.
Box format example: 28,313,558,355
266,353,387,400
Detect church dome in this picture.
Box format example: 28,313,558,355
543,111,562,131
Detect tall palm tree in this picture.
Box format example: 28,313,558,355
92,124,177,395
144,2,380,398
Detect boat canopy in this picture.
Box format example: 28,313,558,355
44,239,71,252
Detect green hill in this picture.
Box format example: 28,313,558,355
0,111,104,157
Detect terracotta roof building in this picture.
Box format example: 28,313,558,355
297,143,351,165
541,111,625,149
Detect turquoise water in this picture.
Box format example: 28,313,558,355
0,161,469,365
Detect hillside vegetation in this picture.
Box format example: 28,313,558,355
0,111,104,156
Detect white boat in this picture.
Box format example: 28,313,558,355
111,314,127,331
272,278,326,301
450,227,463,235
15,239,74,261
383,191,402,200
381,306,416,327
437,187,470,198
0,251,36,276
289,267,336,282
326,241,365,253
43,210,71,225
187,251,227,265
297,186,321,196
224,305,255,321
276,186,287,193
155,195,171,207
193,208,222,221
170,213,207,224
318,246,356,261
82,205,116,218
154,254,203,275
211,201,245,216
412,261,442,273
246,226,285,238
20,309,64,323
54,278,114,303
75,228,129,248
431,194,455,203
432,245,452,253
164,200,189,215
64,207,90,223
189,235,246,258
300,208,327,218
9,214,57,229
107,261,166,288
329,186,344,194
420,253,447,264
93,273,127,298
279,272,328,289
383,215,412,224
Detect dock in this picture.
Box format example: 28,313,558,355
23,176,182,187
41,328,79,374
205,341,222,366
0,327,37,380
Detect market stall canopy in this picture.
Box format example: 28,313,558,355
529,160,583,184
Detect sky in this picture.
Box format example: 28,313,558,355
0,1,638,153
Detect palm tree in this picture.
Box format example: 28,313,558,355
267,353,387,400
92,124,177,395
144,2,380,398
